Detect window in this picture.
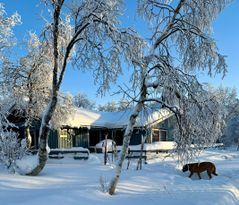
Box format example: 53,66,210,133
160,130,167,141
152,129,168,142
59,129,72,149
152,129,160,142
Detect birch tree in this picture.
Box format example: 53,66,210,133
0,3,21,58
2,31,76,150
0,2,21,88
212,87,239,146
98,99,130,112
108,0,231,195
224,102,239,147
1,32,53,149
25,0,143,176
73,92,95,110
0,3,27,172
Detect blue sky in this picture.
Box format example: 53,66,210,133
1,0,239,105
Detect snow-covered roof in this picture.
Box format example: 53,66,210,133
61,107,173,129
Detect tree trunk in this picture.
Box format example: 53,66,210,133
104,134,108,165
26,97,58,176
108,82,147,195
26,1,63,176
25,126,32,149
237,139,239,151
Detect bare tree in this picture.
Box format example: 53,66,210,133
224,102,239,147
25,0,144,176
0,2,21,88
212,87,239,147
98,99,131,112
73,92,95,110
98,101,118,112
1,32,53,149
51,93,75,129
0,3,21,57
108,0,231,195
0,3,27,172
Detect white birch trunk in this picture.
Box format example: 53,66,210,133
26,1,63,176
26,97,58,176
108,82,147,195
25,126,32,149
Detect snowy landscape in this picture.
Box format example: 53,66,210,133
0,1,239,205
0,147,239,205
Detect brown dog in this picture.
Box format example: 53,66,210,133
182,162,218,179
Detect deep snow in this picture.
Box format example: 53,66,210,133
0,148,238,205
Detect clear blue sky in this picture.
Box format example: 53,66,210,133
1,0,239,105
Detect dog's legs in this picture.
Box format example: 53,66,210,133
197,172,201,179
189,172,193,178
207,170,212,179
212,167,218,176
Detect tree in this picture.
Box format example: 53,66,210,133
222,100,239,147
108,0,231,195
173,89,225,161
117,99,131,111
98,99,130,112
73,92,95,110
51,93,75,129
200,86,239,147
1,32,53,148
98,101,118,112
2,31,77,150
0,98,27,173
0,3,21,57
0,2,21,90
26,0,144,176
210,87,239,146
0,3,27,172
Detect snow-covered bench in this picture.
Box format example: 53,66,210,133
49,148,90,160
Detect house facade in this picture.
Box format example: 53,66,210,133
47,107,174,151
9,106,174,152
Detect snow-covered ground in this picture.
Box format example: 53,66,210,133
0,148,239,205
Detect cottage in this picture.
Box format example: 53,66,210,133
47,107,174,152
8,105,174,152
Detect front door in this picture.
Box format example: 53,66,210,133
74,129,89,148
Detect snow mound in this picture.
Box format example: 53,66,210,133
16,155,39,174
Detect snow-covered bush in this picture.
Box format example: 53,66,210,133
0,130,27,172
0,100,27,172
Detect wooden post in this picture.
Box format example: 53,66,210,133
137,134,146,170
104,133,108,165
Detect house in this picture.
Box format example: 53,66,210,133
8,105,174,152
47,107,174,151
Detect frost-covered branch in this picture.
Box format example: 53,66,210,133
25,0,144,176
109,0,232,195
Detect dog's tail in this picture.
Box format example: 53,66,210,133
213,172,218,176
